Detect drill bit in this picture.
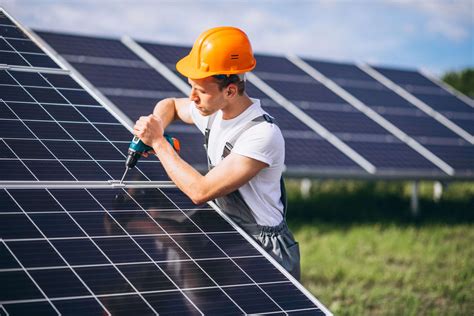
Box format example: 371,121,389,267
119,168,129,184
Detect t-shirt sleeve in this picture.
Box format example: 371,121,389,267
232,124,285,167
189,101,207,134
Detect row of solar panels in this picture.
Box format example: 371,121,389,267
0,9,331,315
15,27,472,180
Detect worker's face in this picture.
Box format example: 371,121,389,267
188,77,227,116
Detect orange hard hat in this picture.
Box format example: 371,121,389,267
176,26,256,79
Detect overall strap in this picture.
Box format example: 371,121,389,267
222,114,275,159
204,113,217,167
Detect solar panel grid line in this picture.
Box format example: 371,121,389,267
287,55,455,176
121,36,191,95
29,29,135,129
247,71,376,175
207,201,333,315
420,69,474,108
0,135,37,181
1,78,119,182
123,188,289,315
360,63,474,143
15,187,206,315
0,252,266,272
0,9,61,70
2,240,62,314
1,98,81,181
40,189,164,314
3,190,112,314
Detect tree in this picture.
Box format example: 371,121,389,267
442,68,474,98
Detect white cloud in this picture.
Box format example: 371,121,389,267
388,0,473,41
0,0,471,74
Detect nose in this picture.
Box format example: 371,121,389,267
189,88,199,103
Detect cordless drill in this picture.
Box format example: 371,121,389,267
119,134,180,184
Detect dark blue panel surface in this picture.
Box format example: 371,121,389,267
261,282,317,310
29,213,85,238
0,271,43,301
98,294,154,315
413,92,474,113
285,138,359,168
425,144,474,171
72,62,177,91
75,265,134,294
54,298,107,315
8,189,62,212
93,237,151,263
49,189,102,211
36,30,142,60
118,263,176,291
344,86,415,109
0,243,20,269
226,285,282,314
52,238,109,265
0,214,41,239
305,59,377,82
183,288,244,315
347,141,435,169
373,66,438,88
264,79,345,103
144,291,201,315
7,240,65,267
198,258,253,285
4,301,57,315
29,268,90,298
234,256,288,283
383,113,459,138
209,232,261,257
0,160,36,180
139,41,190,65
255,54,307,75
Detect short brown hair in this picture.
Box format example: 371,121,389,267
213,74,246,95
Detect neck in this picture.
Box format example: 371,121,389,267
221,94,253,120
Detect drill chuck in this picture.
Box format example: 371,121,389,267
120,134,180,184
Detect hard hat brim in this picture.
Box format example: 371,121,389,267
176,54,256,80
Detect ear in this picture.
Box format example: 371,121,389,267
226,84,237,98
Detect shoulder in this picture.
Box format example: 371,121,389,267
232,120,285,167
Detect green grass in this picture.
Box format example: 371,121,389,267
291,222,474,315
283,180,474,315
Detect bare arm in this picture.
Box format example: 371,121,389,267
153,136,268,204
152,97,193,128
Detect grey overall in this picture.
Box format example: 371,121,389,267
204,114,301,280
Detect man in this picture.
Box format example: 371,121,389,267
133,26,300,280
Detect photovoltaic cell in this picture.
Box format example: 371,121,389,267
0,12,60,69
37,30,209,169
1,187,327,315
256,55,441,173
0,68,169,182
305,59,474,175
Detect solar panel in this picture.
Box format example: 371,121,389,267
0,12,59,69
36,31,208,171
0,69,168,181
1,9,330,315
303,60,473,176
254,55,442,175
372,66,474,135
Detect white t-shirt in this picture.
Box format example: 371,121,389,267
189,98,285,226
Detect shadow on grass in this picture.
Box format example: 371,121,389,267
286,188,474,227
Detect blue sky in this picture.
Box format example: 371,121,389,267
1,0,472,76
